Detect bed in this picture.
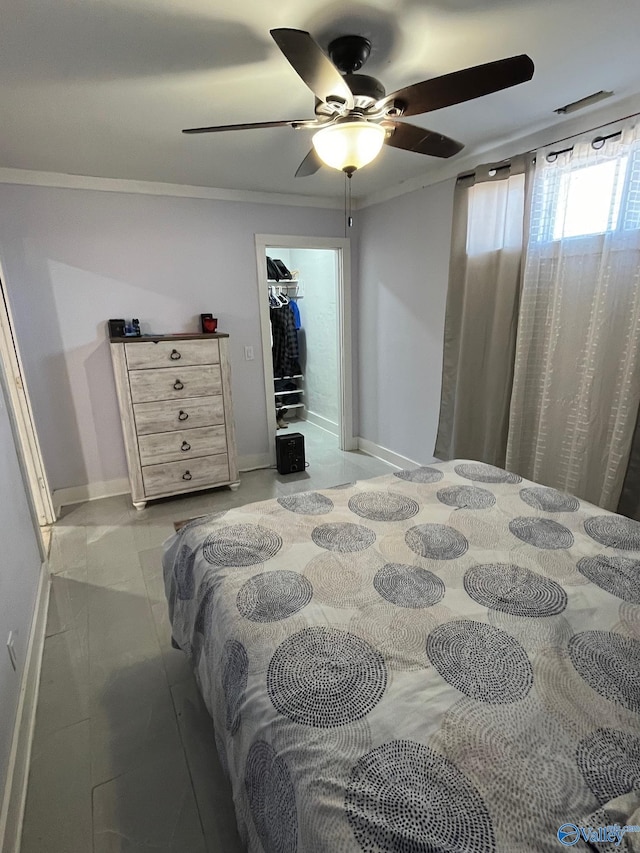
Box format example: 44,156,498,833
163,460,640,853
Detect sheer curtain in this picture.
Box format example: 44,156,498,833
435,156,534,466
506,123,640,510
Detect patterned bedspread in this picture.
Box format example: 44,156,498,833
163,460,640,853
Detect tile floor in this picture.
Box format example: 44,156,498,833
21,422,395,853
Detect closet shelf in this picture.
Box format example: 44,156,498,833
279,402,305,410
275,389,305,397
274,374,303,380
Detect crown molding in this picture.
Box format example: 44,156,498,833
0,167,345,210
358,90,640,210
5,88,639,213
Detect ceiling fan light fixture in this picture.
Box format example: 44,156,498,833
312,121,385,173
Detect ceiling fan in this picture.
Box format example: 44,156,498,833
183,28,534,177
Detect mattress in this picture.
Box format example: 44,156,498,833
163,460,640,853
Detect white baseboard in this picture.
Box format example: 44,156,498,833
238,453,273,472
51,460,278,511
357,437,422,470
0,560,50,853
52,477,130,513
301,410,339,436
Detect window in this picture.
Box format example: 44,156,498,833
466,173,525,255
552,158,627,239
531,143,640,243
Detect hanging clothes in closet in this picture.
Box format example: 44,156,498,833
270,293,301,379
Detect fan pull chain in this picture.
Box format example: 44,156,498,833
344,172,348,236
344,171,353,236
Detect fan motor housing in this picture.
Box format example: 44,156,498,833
328,35,371,74
344,73,386,104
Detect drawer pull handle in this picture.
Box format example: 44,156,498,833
182,470,192,481
181,441,191,452
173,380,184,390
170,349,181,360
178,410,189,421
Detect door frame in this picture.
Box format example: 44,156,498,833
254,234,355,461
0,262,55,528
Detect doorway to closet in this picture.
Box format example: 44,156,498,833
254,235,354,468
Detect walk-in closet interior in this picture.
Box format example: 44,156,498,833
265,246,340,456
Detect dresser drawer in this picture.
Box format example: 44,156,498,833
133,396,224,435
138,425,227,465
142,454,230,497
129,364,221,403
125,339,220,370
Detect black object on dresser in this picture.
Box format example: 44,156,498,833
276,432,305,474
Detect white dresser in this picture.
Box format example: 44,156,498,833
109,333,239,509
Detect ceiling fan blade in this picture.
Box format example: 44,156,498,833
378,54,534,117
384,121,464,158
295,148,323,177
182,119,316,134
270,28,354,110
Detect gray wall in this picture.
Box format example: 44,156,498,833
0,185,347,490
0,369,42,805
357,178,455,463
0,177,457,492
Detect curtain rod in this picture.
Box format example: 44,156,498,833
457,107,640,182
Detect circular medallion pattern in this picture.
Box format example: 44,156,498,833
214,729,229,779
584,515,640,550
374,563,445,608
236,570,313,622
427,620,533,703
394,466,444,484
620,601,640,642
454,462,522,484
568,631,640,713
576,554,640,604
348,491,420,522
277,492,334,515
577,728,640,805
351,603,450,671
267,627,387,727
439,697,598,848
464,563,568,617
345,740,495,853
436,485,496,510
222,639,248,735
202,523,282,567
311,522,376,553
519,486,579,512
245,740,297,853
509,517,574,550
194,574,221,636
488,610,574,654
177,510,227,534
174,544,196,600
191,573,221,666
303,552,382,610
405,524,469,560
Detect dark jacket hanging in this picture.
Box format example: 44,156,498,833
271,304,301,378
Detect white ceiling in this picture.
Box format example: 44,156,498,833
2,0,640,201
